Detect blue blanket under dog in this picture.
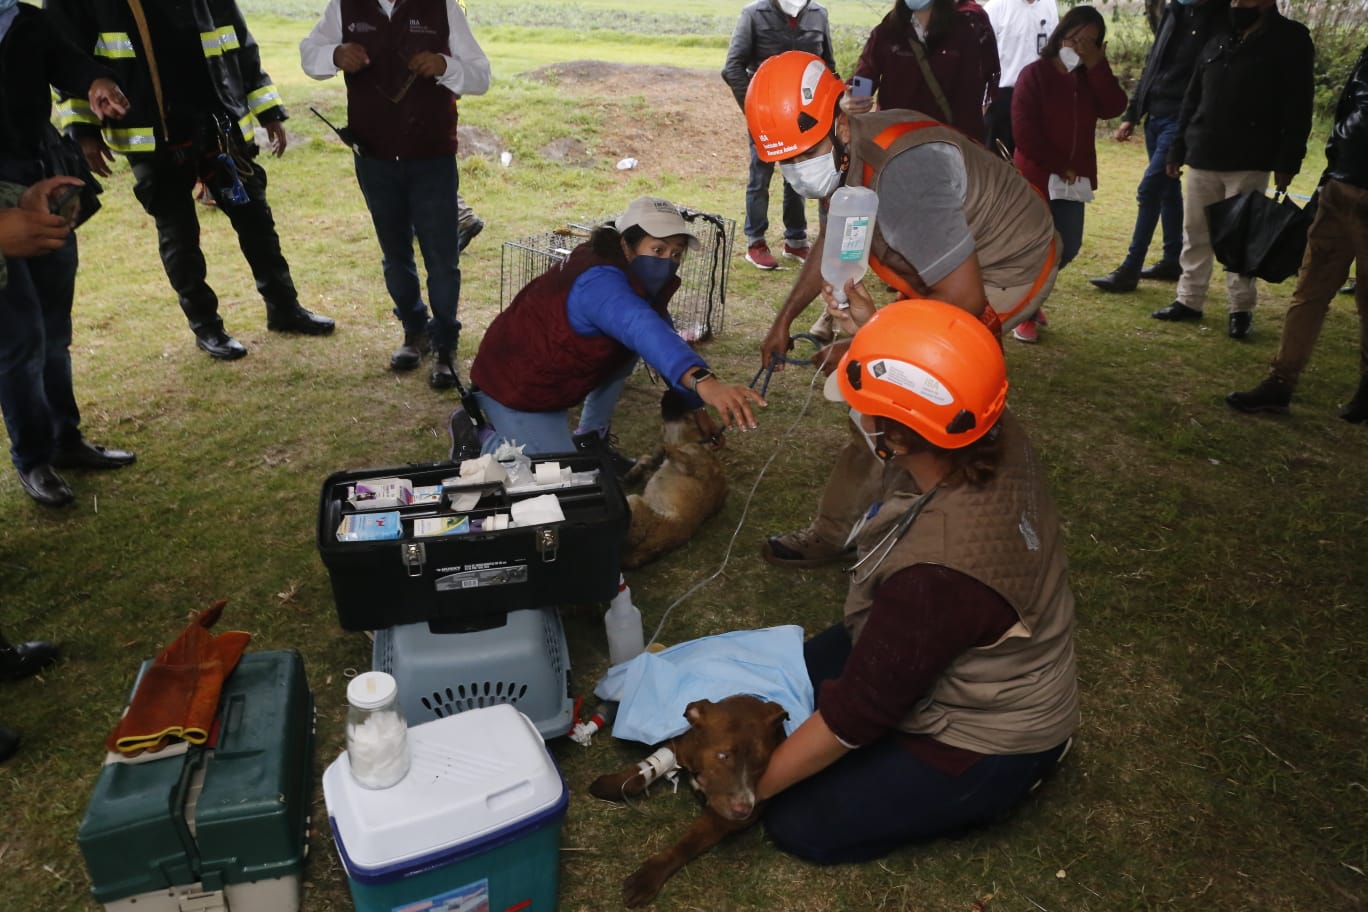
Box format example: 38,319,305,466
594,625,814,745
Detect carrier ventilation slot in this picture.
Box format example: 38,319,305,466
421,681,531,718
542,612,565,673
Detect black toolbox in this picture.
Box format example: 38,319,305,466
317,455,629,631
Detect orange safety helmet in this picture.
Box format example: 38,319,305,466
828,299,1008,450
744,51,845,163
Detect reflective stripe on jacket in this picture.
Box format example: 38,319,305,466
47,0,286,154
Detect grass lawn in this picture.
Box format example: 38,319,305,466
1,3,1364,911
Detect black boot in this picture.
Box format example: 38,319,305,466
573,429,636,478
266,305,335,335
429,349,458,390
0,725,18,763
1226,376,1293,415
1089,267,1139,293
0,638,59,682
1139,260,1182,281
391,330,431,371
1340,376,1368,424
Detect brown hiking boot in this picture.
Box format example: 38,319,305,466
761,527,853,569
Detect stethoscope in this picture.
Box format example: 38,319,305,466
845,485,940,585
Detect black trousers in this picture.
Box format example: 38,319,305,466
984,85,1015,157
130,147,298,336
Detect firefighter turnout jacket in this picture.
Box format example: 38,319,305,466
45,0,286,154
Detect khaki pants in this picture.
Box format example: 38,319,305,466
985,229,1063,332
1272,178,1368,385
810,423,887,547
1177,167,1270,314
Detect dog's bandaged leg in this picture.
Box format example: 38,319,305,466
636,746,678,789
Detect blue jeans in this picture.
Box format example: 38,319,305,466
745,142,807,245
1051,199,1085,272
763,624,1070,864
353,154,462,350
1120,115,1184,273
0,234,82,472
473,358,637,456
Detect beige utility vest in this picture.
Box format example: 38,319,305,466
843,412,1079,755
846,111,1057,300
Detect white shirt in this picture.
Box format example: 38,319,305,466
983,0,1059,88
299,0,491,98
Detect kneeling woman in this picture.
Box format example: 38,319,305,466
758,285,1078,863
465,197,764,460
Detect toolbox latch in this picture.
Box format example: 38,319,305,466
536,526,559,563
402,541,426,577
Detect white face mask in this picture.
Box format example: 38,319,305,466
850,408,889,460
1058,47,1082,71
781,153,842,201
777,0,805,15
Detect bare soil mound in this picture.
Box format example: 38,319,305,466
521,60,749,181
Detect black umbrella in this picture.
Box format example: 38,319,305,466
1205,189,1316,284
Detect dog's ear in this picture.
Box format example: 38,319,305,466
684,699,713,726
763,702,789,730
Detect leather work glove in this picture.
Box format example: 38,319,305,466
105,600,251,756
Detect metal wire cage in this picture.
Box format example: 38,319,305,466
498,207,735,342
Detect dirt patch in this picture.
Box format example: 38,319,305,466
520,60,750,182
539,136,595,167
456,123,504,159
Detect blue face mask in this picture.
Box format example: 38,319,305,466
903,0,934,10
629,254,678,298
1175,0,1199,6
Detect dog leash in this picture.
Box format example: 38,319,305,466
748,332,826,398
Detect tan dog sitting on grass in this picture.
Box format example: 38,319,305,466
620,389,728,568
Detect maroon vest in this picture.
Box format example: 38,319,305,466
340,0,459,160
471,243,677,412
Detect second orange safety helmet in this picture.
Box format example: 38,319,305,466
827,299,1008,450
744,51,846,163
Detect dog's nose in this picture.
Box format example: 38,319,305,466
728,798,754,819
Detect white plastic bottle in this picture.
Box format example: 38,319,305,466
605,575,644,666
820,186,880,306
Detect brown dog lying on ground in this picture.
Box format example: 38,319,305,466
588,695,788,907
620,389,727,569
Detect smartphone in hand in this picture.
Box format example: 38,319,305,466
49,185,82,226
850,76,873,98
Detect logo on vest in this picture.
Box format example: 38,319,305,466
347,21,377,32
407,19,437,34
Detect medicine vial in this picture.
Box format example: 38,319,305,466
345,671,411,789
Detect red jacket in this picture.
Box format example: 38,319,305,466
854,2,999,139
470,243,676,412
1010,56,1127,195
